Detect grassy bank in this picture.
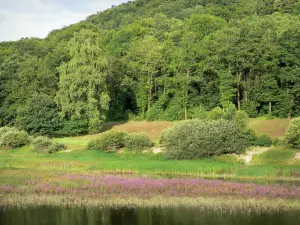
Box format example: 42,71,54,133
2,194,300,212
1,144,300,181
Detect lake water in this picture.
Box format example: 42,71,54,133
1,206,300,225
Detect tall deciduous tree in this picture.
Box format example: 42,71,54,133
125,35,163,116
55,29,110,133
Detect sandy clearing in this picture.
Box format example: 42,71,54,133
239,147,272,164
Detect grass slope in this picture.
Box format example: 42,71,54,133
0,118,299,186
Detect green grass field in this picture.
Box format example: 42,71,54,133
1,118,300,187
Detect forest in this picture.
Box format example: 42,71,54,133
0,0,300,137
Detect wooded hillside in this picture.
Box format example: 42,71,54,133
0,0,299,136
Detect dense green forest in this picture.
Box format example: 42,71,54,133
0,0,300,136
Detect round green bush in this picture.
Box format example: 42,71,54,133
208,107,224,120
32,136,66,154
160,119,252,160
0,127,30,149
87,131,127,151
125,133,154,151
284,117,300,149
251,134,272,147
272,138,282,146
235,110,249,128
0,127,16,139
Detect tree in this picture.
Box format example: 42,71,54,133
125,35,163,116
55,29,110,133
16,93,62,137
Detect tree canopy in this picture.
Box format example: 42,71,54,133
1,0,300,136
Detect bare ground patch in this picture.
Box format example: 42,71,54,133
239,147,272,164
250,118,291,139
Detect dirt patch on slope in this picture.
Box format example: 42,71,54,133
103,121,174,139
239,147,272,164
250,119,291,139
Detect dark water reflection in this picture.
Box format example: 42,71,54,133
1,206,300,225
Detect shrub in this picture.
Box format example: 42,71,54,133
284,117,300,149
32,136,66,154
0,127,30,149
223,104,236,120
59,119,89,137
87,131,127,151
16,93,63,137
208,107,224,120
272,138,282,146
160,119,252,160
189,106,208,119
0,127,15,139
251,134,272,147
125,133,154,151
235,110,249,128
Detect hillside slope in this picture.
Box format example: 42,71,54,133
0,0,299,137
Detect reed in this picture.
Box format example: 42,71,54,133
1,194,300,213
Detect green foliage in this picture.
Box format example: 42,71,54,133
272,138,282,146
223,104,237,120
235,110,250,128
87,131,127,152
252,134,273,147
0,127,14,139
59,119,88,137
160,119,251,160
189,106,208,119
124,133,154,151
208,107,224,120
87,130,153,152
1,0,300,134
32,136,66,154
0,127,30,149
284,117,300,149
55,29,110,134
16,93,62,137
242,101,259,118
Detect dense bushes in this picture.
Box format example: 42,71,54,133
284,118,300,149
0,126,66,153
16,94,63,137
0,127,30,149
251,134,273,147
160,119,252,160
87,131,154,152
87,131,127,151
125,133,154,151
32,136,66,154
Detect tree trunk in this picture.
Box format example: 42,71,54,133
237,72,241,110
269,101,272,114
148,71,153,112
184,69,190,120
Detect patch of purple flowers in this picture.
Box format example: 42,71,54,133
0,185,14,193
28,174,300,200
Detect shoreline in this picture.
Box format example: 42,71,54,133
2,173,300,212
2,194,300,212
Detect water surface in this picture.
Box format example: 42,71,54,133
1,206,300,225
